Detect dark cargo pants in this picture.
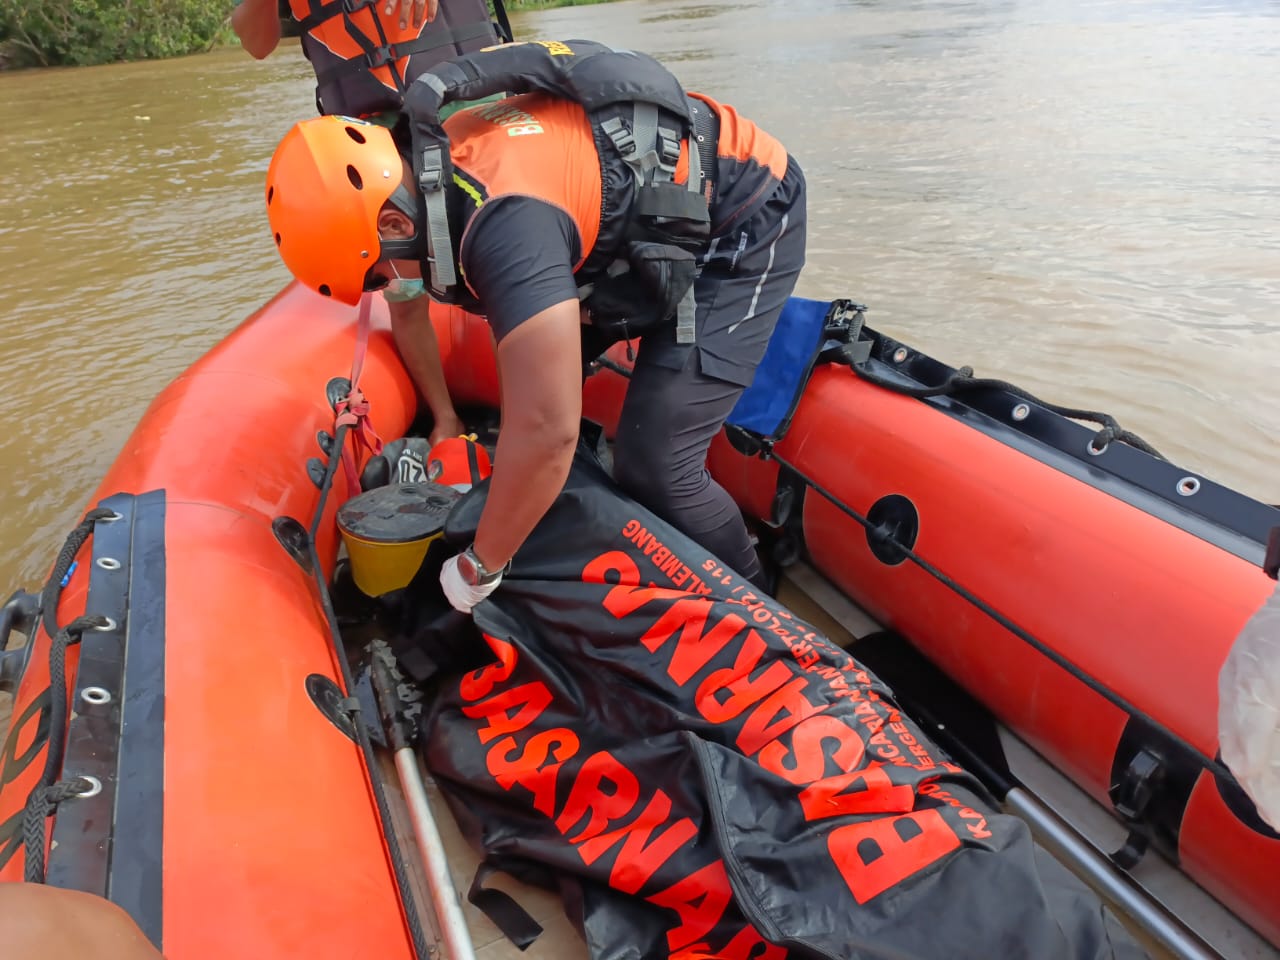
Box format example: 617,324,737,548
609,158,807,587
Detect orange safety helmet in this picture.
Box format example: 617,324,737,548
265,116,422,306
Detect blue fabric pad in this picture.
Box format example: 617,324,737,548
726,296,831,440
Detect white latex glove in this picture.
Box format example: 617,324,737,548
440,553,502,614
1219,582,1280,830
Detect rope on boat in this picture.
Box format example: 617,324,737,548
771,449,1238,786
305,420,435,960
26,504,114,854
23,777,94,883
22,613,110,883
38,507,115,640
847,363,1166,459
593,344,1164,457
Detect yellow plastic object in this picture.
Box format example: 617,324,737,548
337,481,460,597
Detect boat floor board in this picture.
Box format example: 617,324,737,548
378,741,590,958
416,758,588,959
776,562,880,647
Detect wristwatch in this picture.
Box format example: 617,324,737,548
456,544,506,586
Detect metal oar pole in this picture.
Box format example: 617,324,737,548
393,747,477,960
1004,788,1224,960
371,653,477,960
902,688,1225,960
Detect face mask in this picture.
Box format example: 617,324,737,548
381,261,426,303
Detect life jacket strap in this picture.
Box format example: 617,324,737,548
311,21,498,88
586,96,720,345
418,136,457,292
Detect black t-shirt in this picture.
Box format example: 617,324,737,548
460,196,583,342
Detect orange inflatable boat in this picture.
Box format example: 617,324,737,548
1,285,1277,959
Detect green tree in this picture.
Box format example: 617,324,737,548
0,0,231,68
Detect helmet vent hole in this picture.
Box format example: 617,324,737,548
274,232,281,247
318,284,332,297
266,185,274,205
344,126,366,145
346,164,363,190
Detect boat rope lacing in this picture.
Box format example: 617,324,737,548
597,329,1165,458
24,775,96,883
16,502,116,882
302,302,432,960
768,449,1237,786
847,362,1165,459
38,508,114,642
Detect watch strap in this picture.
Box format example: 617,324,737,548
464,544,507,584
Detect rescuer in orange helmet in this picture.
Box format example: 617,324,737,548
266,41,807,611
233,0,513,445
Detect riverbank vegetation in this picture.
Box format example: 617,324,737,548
0,0,617,70
0,0,231,68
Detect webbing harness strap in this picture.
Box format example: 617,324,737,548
601,102,709,345
297,0,347,35
334,294,386,495
600,103,695,189
312,21,497,88
339,0,406,94
414,74,458,294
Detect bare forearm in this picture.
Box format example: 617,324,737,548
231,0,283,59
389,297,458,426
473,421,576,571
470,297,582,571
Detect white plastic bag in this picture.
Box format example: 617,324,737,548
1219,582,1280,831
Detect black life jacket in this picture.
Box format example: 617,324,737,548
288,0,513,118
401,39,719,342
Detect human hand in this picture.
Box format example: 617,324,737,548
383,0,436,30
440,552,503,614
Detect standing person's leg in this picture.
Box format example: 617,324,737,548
615,360,765,579
613,160,807,587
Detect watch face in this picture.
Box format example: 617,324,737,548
457,550,481,586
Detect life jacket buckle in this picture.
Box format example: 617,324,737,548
366,44,398,69
657,130,681,174
418,145,446,192
600,116,636,160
